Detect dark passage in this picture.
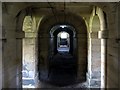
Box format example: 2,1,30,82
38,25,78,86
48,52,77,86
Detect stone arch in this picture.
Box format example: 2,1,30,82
88,6,107,88
49,25,76,55
37,12,88,84
15,9,27,88
50,25,76,37
16,8,39,88
96,7,107,88
38,11,87,34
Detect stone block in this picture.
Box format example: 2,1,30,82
90,80,101,87
91,39,101,45
107,65,119,85
0,25,2,39
91,60,101,70
91,53,101,60
107,55,118,71
107,14,116,25
16,31,25,38
0,41,2,89
91,71,101,79
77,33,87,38
0,75,2,89
91,46,101,52
108,26,117,38
108,39,119,47
90,32,99,39
23,38,36,45
107,76,118,88
98,30,108,39
107,47,118,58
78,57,87,64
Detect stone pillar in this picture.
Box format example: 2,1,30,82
0,1,2,89
98,30,108,88
77,33,87,82
23,32,36,72
16,31,25,88
116,2,120,89
23,31,37,87
0,32,2,90
37,33,49,84
50,36,54,56
118,14,120,90
73,37,77,57
88,32,101,88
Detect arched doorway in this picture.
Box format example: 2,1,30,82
49,25,76,56
37,12,87,86
57,31,70,53
48,25,77,86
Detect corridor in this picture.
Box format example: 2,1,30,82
1,1,120,89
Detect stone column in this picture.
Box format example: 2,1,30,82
0,1,2,89
0,30,2,90
16,31,25,88
23,32,36,72
50,36,54,56
73,36,77,57
88,32,101,88
98,30,108,88
116,2,120,89
77,33,87,82
119,39,120,89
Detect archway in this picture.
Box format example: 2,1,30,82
22,16,36,88
48,24,77,86
57,31,70,53
50,25,76,55
37,12,88,86
14,4,104,88
87,7,107,88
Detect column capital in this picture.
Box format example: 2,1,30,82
89,32,99,39
24,32,38,38
98,30,108,39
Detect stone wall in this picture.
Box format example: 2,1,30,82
2,13,22,88
1,2,26,88
0,1,2,89
1,2,120,89
106,2,120,88
118,3,120,89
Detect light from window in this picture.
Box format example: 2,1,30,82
61,32,67,39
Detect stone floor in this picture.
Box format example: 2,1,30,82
48,53,77,86
37,81,88,88
29,52,89,89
